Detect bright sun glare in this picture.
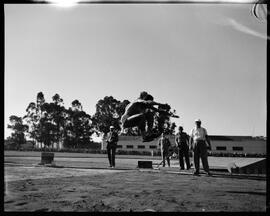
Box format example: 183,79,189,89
48,0,80,8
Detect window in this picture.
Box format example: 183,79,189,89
232,146,243,151
149,145,157,149
216,146,226,151
138,145,145,149
126,145,133,149
117,145,122,148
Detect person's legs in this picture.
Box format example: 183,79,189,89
193,142,200,174
141,111,160,141
161,151,166,167
185,150,191,169
107,146,112,167
145,111,154,132
183,146,191,169
111,147,116,167
178,148,185,169
200,142,210,173
123,113,152,141
123,113,146,129
166,154,170,167
145,111,161,140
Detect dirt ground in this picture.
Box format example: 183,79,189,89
4,152,267,212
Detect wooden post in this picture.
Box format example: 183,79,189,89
41,152,54,165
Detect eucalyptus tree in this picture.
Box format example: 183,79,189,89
7,115,29,149
51,94,66,147
23,92,59,149
24,102,39,143
23,92,45,144
63,100,93,148
92,96,130,135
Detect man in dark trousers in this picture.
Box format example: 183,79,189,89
189,119,212,176
158,132,171,167
175,126,191,170
106,126,119,168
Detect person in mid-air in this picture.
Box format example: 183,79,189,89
120,91,169,142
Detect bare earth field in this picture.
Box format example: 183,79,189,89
4,151,267,212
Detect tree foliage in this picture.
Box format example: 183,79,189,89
8,92,177,151
7,115,28,148
153,111,176,135
92,96,130,134
92,96,176,136
63,100,93,148
21,92,93,149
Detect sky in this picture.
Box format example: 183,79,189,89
4,3,267,138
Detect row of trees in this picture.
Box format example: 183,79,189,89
7,92,176,149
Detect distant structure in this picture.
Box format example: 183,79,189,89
207,136,266,155
35,141,63,150
102,135,266,155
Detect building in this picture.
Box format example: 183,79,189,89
209,136,266,155
102,135,266,155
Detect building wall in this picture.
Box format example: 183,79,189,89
211,140,266,154
103,135,266,154
35,141,63,150
102,136,162,152
103,135,179,152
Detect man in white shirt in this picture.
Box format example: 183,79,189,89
189,119,212,176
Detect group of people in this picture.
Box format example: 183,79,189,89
158,119,212,176
106,91,212,176
106,119,212,176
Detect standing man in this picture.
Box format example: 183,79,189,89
175,126,191,170
106,126,119,168
158,132,171,167
189,119,212,176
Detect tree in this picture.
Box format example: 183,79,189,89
21,92,95,150
92,96,130,134
63,100,93,148
23,92,46,144
71,99,82,111
36,92,45,117
92,96,177,136
163,121,177,135
36,112,58,148
152,104,178,135
52,93,63,106
23,92,58,149
51,94,66,147
23,102,39,142
7,115,28,149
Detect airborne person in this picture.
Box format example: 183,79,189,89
120,91,170,142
